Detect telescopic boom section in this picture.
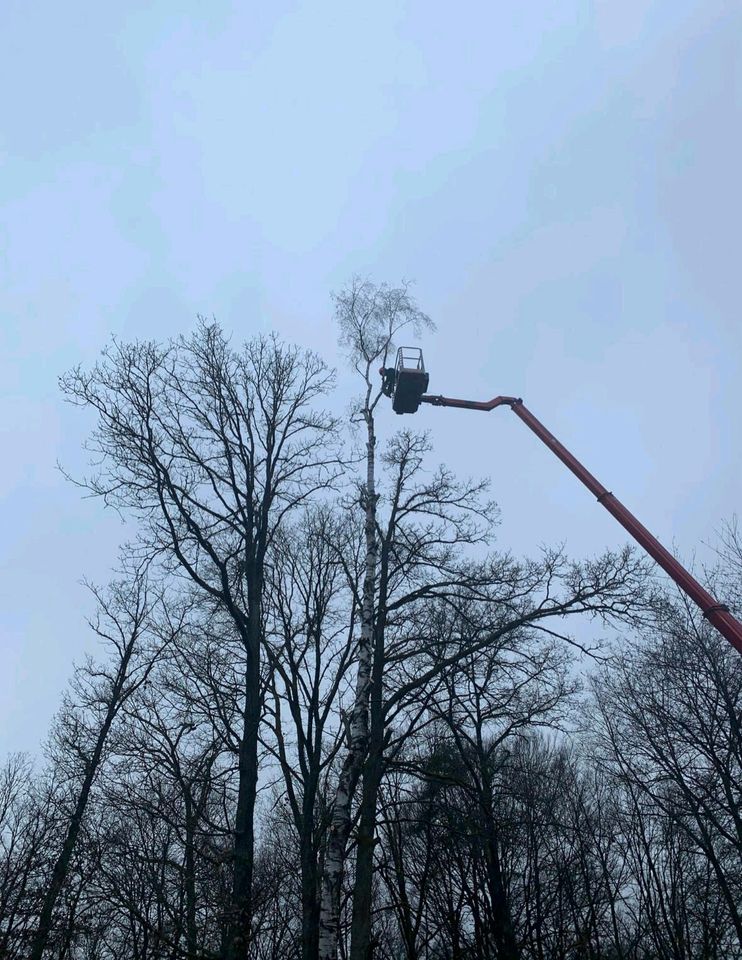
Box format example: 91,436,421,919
421,391,742,656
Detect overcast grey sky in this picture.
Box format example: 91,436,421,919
1,0,740,756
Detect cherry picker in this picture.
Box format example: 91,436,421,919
381,347,742,655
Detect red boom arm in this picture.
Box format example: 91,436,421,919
421,392,742,655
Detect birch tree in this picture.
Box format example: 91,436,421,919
320,279,652,960
318,279,433,960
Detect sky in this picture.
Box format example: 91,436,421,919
1,0,741,756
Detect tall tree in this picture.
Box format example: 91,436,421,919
319,279,654,960
61,325,341,958
318,279,433,960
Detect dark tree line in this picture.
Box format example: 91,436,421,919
2,283,740,959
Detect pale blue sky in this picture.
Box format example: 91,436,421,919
1,0,740,755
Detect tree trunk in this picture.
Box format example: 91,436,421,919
349,547,388,960
318,413,378,960
349,738,384,960
183,794,198,960
482,789,520,960
300,825,320,960
300,763,322,960
224,633,261,960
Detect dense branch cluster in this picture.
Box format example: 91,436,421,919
2,289,740,960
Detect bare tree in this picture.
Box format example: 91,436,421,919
430,644,578,960
61,325,341,959
0,755,56,958
593,596,742,951
348,428,497,960
28,572,160,960
264,508,357,960
319,280,433,960
106,663,230,958
348,497,649,959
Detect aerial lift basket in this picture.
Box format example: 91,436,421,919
382,347,430,414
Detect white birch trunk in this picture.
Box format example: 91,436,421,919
318,410,378,960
